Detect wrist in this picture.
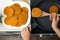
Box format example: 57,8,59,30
52,26,59,31
52,24,58,29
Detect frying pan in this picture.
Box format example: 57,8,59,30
31,0,60,32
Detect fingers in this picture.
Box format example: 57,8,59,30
21,27,28,33
50,13,53,20
21,27,31,33
24,27,29,31
28,26,31,32
53,13,57,21
25,27,31,32
53,13,59,22
50,13,59,21
50,13,55,21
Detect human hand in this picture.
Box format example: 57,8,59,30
21,27,31,40
50,13,59,28
50,13,60,38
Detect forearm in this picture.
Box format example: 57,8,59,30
23,37,30,40
52,26,60,38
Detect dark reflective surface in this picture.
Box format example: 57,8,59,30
31,0,60,34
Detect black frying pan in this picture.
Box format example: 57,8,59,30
31,0,60,32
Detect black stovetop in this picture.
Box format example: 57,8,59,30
31,0,60,34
